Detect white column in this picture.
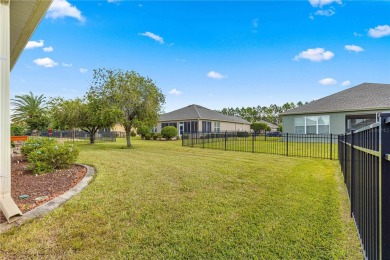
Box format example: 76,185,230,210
0,0,11,198
0,0,22,222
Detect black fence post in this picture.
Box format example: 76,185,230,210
224,131,227,151
344,133,347,184
191,132,194,147
380,113,390,259
350,130,355,218
252,132,254,153
330,133,333,160
286,133,289,157
182,132,184,146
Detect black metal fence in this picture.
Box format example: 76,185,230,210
338,113,390,259
38,130,116,142
182,132,338,160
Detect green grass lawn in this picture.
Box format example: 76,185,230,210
186,136,338,159
0,138,361,258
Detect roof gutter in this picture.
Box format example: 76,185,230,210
281,107,390,116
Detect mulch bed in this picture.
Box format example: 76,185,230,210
0,156,86,224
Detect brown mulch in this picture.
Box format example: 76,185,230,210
0,156,86,224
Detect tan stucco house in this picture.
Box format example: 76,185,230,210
157,104,251,136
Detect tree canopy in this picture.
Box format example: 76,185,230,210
90,68,165,147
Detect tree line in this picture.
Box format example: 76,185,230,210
11,68,165,148
217,101,308,126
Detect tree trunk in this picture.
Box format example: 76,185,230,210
90,133,95,144
125,125,132,148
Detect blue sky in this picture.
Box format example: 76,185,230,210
11,0,390,112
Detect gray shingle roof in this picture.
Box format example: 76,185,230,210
255,120,278,129
281,83,390,115
160,104,250,124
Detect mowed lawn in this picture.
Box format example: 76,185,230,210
0,138,362,259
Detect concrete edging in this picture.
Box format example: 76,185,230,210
0,164,95,233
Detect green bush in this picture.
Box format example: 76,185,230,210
152,134,158,140
21,137,57,156
130,130,137,137
161,126,178,140
145,134,151,140
22,137,79,174
137,125,150,138
11,123,27,136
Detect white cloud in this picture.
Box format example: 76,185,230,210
345,45,364,52
169,89,182,96
25,40,44,49
139,32,164,44
354,32,363,37
43,46,54,52
294,48,334,62
33,57,58,68
79,68,88,73
308,0,342,7
314,8,335,17
207,71,226,80
108,0,121,2
46,0,86,22
318,78,337,85
341,80,351,86
61,62,72,67
368,25,390,38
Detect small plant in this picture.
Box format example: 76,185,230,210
152,133,159,140
22,137,79,174
145,134,151,140
130,130,137,137
161,126,178,140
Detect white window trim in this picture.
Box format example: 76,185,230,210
295,116,330,134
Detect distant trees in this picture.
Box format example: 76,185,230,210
251,122,270,133
218,101,307,126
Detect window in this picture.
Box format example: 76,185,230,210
183,121,198,133
294,115,330,134
202,121,212,132
214,122,220,132
161,122,177,129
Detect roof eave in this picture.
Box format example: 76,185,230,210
281,107,390,116
11,0,52,70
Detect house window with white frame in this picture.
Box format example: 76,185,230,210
294,115,330,134
214,121,220,132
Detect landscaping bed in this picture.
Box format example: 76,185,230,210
0,156,86,224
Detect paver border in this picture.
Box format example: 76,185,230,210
0,164,95,233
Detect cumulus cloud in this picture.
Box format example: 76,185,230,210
314,8,335,17
294,48,334,62
139,32,164,44
33,57,58,68
43,46,54,52
345,45,364,52
368,25,390,38
46,0,86,22
207,71,226,80
25,40,44,49
61,62,72,67
169,89,182,96
319,78,337,85
341,80,351,86
79,68,88,73
308,0,342,7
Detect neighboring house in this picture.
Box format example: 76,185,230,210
254,120,279,132
157,104,251,136
281,83,390,135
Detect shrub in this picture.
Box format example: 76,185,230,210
145,134,151,140
236,131,249,138
137,125,150,138
130,130,137,137
161,126,178,140
152,133,159,140
22,137,79,174
21,137,57,156
11,123,27,136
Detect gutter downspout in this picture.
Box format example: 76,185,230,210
0,0,22,223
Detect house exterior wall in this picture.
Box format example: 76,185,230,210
282,109,390,135
157,120,250,134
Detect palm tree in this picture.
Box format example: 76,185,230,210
11,92,48,133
